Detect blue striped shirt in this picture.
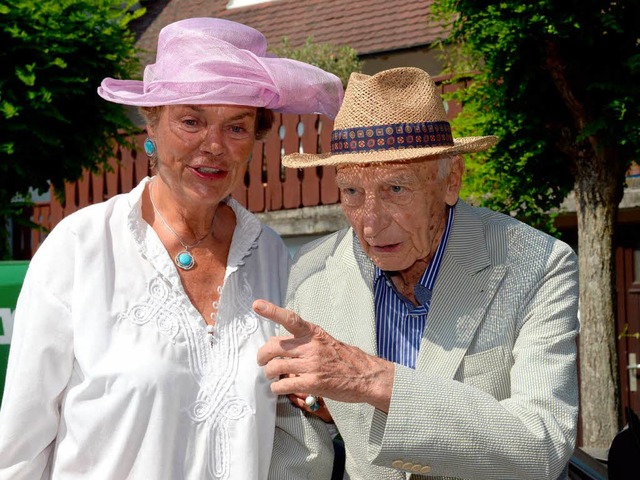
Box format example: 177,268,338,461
374,206,454,368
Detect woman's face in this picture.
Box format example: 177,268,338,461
147,104,257,209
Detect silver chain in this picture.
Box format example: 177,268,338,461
149,181,213,251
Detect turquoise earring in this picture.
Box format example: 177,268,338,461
144,137,156,157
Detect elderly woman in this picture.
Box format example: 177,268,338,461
0,17,342,479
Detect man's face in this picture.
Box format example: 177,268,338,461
336,156,463,276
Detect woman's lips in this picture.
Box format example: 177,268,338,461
190,166,228,179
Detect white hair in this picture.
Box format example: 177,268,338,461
436,154,463,179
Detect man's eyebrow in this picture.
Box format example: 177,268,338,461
383,173,415,184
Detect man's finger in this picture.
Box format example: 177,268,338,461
253,300,311,337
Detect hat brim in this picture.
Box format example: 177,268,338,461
282,136,499,168
97,78,274,108
98,79,158,107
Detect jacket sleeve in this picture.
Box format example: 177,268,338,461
270,394,335,480
269,288,335,480
0,229,75,480
366,241,579,480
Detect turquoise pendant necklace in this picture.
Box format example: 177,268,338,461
149,182,213,271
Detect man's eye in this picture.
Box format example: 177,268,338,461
385,185,413,205
339,187,363,206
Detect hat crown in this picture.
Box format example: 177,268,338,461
144,18,267,87
157,18,267,56
97,17,343,117
334,68,447,130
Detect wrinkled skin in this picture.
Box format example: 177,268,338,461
144,104,258,322
256,156,464,414
148,104,257,232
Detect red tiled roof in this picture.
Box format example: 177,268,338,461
136,0,447,64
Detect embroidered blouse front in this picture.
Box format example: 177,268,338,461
0,177,290,480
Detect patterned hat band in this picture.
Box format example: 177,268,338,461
330,121,453,154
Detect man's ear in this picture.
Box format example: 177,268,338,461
445,155,464,206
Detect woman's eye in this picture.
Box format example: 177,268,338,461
182,118,198,127
227,124,252,138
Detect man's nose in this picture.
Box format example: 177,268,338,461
361,194,389,238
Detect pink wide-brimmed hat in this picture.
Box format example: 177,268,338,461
283,67,498,167
97,17,343,118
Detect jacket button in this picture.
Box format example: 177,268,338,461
411,464,423,472
391,460,404,468
402,462,414,470
420,465,432,474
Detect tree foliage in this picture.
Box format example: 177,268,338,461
432,0,640,233
0,0,144,258
271,36,362,88
431,0,640,447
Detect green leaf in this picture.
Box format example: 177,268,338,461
0,101,20,118
0,0,143,258
15,63,37,86
51,57,67,69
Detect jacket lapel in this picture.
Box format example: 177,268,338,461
324,231,379,431
325,230,378,357
324,201,507,381
415,201,507,378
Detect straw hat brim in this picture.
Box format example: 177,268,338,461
282,135,499,168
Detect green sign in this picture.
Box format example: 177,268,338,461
0,261,29,404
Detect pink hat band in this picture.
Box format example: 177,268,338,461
98,18,343,118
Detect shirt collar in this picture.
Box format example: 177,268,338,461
374,205,455,304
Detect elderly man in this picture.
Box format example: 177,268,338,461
256,67,579,480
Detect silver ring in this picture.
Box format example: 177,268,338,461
305,395,321,412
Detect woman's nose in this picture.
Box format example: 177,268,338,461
201,127,224,156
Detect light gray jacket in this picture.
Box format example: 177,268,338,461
270,200,579,480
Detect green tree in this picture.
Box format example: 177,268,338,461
271,36,362,88
432,0,640,447
0,0,144,258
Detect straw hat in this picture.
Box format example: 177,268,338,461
97,18,343,118
282,67,498,167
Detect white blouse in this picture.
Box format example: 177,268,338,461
0,177,290,480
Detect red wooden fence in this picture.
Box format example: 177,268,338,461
24,113,338,255
17,76,466,258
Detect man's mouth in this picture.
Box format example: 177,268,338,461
371,243,401,252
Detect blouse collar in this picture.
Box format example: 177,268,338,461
126,177,263,285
